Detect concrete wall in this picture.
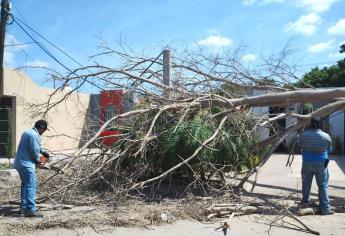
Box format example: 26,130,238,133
285,105,299,152
3,69,91,152
329,111,344,154
250,89,270,141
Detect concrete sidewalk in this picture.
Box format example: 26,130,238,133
244,154,345,206
0,158,13,165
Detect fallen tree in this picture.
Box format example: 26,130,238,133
24,45,345,202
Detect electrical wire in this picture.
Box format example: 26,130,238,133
13,17,73,72
13,15,85,68
13,14,166,93
11,14,115,91
12,15,104,90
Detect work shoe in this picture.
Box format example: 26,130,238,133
298,201,318,208
320,210,334,215
19,208,26,217
25,211,44,218
298,202,312,208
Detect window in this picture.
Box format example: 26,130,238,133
104,105,117,122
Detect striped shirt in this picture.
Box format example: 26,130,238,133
300,129,332,161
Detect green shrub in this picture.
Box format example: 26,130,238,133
117,108,259,183
0,163,11,170
157,111,256,177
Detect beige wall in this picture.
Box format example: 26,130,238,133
3,68,91,152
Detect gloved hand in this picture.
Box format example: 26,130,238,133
42,152,50,159
38,157,46,168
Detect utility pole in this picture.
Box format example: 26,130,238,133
0,0,10,96
163,49,171,99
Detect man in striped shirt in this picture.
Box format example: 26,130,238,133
300,117,333,215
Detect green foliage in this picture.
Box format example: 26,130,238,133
340,43,345,54
0,163,11,170
295,45,345,88
301,103,314,115
161,114,214,168
158,111,256,176
295,61,345,88
118,106,260,182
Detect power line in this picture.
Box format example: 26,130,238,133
11,14,112,91
5,42,36,47
13,15,85,68
11,1,26,22
13,17,72,72
12,16,104,91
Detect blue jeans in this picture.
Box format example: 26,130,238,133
301,160,330,213
16,167,37,213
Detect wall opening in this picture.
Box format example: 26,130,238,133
0,96,13,158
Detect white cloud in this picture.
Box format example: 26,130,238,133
296,0,339,13
242,54,257,62
307,40,334,53
263,0,285,4
328,52,344,59
4,34,29,67
245,0,338,11
27,60,50,68
328,19,345,35
197,35,233,48
284,13,321,36
4,51,15,67
242,0,256,5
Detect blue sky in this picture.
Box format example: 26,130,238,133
4,0,345,92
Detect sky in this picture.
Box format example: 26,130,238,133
3,0,345,93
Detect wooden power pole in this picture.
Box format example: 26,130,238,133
0,0,10,96
163,49,171,99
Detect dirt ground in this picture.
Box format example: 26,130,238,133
20,215,345,236
1,154,345,236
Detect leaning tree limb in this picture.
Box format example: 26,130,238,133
239,99,345,189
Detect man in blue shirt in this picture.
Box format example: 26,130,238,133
14,120,50,218
300,117,333,215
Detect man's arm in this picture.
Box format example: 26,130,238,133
29,135,41,164
327,137,332,154
327,134,332,154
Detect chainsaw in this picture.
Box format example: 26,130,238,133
38,154,63,173
38,154,50,169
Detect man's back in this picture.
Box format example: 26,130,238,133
300,129,332,161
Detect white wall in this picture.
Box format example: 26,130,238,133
250,89,270,141
3,69,91,152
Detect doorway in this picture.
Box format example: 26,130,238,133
0,96,13,157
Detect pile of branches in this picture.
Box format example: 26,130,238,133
33,45,345,203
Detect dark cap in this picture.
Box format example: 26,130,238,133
34,120,49,131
